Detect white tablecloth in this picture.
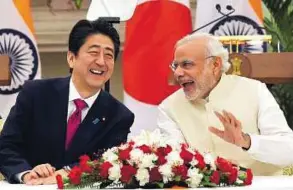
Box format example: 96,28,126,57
1,176,293,189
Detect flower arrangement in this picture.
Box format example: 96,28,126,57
56,130,253,189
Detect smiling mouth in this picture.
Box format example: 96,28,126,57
89,69,104,75
181,81,194,88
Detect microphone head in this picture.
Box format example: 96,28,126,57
226,5,233,10
215,4,221,11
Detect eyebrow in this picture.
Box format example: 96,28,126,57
88,45,114,54
174,59,193,64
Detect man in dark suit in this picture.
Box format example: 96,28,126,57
0,18,134,185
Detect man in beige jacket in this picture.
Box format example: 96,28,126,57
158,33,293,175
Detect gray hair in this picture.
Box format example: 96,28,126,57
175,33,230,73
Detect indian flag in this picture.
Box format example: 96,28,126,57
0,0,41,119
195,0,264,52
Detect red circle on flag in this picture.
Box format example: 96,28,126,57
123,0,192,105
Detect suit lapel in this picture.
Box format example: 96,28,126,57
67,90,115,154
50,77,70,164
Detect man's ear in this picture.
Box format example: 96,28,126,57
67,51,75,69
213,57,223,75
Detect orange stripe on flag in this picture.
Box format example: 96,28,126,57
13,0,35,34
249,0,263,23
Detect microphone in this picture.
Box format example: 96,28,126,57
215,4,221,12
191,4,235,33
216,4,235,17
226,5,233,10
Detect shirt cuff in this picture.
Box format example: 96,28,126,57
63,166,71,173
15,170,31,183
246,134,260,154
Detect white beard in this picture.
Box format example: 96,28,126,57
185,67,216,101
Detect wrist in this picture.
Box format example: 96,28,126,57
241,133,251,150
21,172,31,183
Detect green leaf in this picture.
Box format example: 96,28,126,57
238,173,246,181
74,0,83,9
203,175,210,182
201,181,218,187
156,182,165,188
174,175,181,182
263,0,293,52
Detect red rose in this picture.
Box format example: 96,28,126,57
156,154,167,165
120,165,137,183
68,166,82,185
149,167,162,182
216,157,233,173
119,148,131,160
56,174,64,189
156,146,172,165
157,145,172,156
138,145,152,154
181,143,191,150
99,162,113,179
79,155,90,163
195,151,206,170
210,171,220,184
244,169,253,185
80,161,93,173
172,165,188,180
180,147,194,164
228,168,238,184
129,141,135,147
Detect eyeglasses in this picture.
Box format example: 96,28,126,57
169,56,216,72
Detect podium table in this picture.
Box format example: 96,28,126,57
0,55,10,86
1,176,293,189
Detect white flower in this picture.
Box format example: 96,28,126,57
110,146,118,152
186,168,203,188
102,149,118,162
204,153,216,170
159,164,174,183
236,178,243,184
165,139,183,150
119,143,129,150
166,151,184,166
190,158,199,166
135,168,150,186
129,129,168,147
139,154,158,169
130,148,144,164
108,164,121,181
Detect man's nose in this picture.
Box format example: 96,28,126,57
174,66,184,78
95,53,105,66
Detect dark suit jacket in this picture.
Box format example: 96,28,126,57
0,77,134,183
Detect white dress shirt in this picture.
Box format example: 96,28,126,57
16,79,100,183
67,79,100,121
158,82,293,166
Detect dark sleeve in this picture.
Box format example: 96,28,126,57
0,82,34,183
100,111,134,151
